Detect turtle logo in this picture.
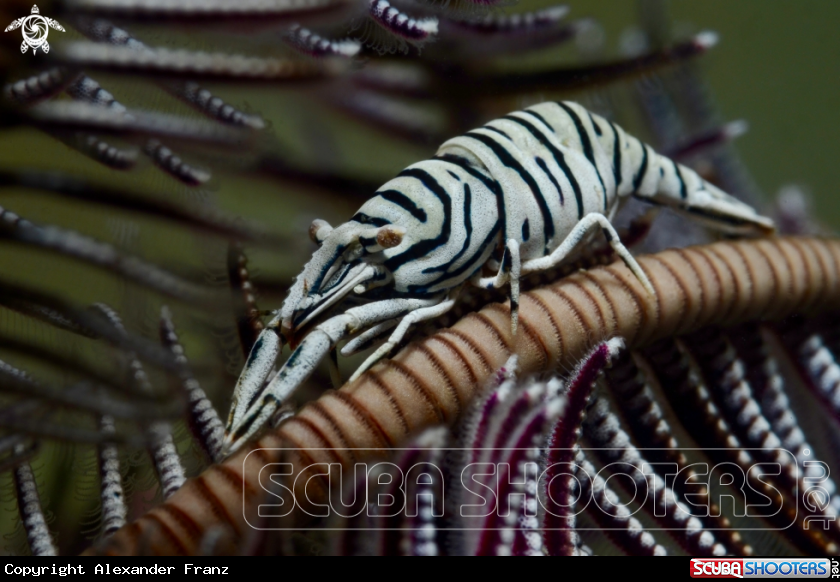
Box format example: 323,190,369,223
4,5,64,55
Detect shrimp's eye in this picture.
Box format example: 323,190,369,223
376,225,405,249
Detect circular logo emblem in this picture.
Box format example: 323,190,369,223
21,14,48,51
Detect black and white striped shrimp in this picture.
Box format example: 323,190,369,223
222,100,774,454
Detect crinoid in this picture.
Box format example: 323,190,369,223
0,0,839,557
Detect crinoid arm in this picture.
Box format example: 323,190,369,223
283,24,361,58
5,17,23,32
20,40,28,53
356,0,439,55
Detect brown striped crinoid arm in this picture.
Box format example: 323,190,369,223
88,236,840,556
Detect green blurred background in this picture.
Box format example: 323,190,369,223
577,0,840,227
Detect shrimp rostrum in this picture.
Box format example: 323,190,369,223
222,101,774,455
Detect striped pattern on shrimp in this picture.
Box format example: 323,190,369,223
222,100,774,455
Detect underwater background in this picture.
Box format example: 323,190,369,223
0,0,839,555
